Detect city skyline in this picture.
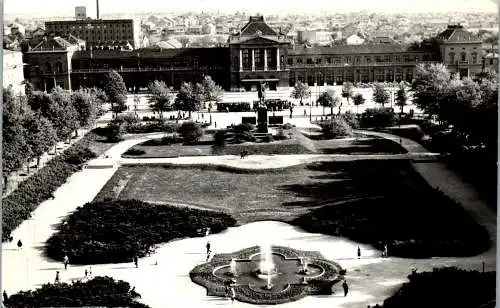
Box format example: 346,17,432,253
4,0,499,17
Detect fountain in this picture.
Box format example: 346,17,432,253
258,244,276,289
230,258,237,277
299,257,309,274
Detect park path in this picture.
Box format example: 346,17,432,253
2,129,496,308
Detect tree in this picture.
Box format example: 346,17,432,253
291,81,311,106
372,83,390,107
352,93,365,114
23,112,57,168
2,87,30,188
49,86,79,143
104,71,128,114
147,80,174,120
411,63,450,116
71,88,101,130
174,82,202,117
201,75,223,105
317,88,341,115
27,90,53,117
395,84,409,116
178,121,203,144
341,82,354,104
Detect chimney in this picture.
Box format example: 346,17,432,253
96,0,100,19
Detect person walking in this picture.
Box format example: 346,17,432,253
3,290,8,302
84,268,88,278
17,239,22,250
357,246,361,259
231,287,236,303
206,242,211,255
342,280,349,297
88,266,92,277
383,243,388,258
55,271,60,283
134,256,138,268
63,255,69,270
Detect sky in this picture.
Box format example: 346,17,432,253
4,0,499,16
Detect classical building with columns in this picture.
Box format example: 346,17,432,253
22,17,485,93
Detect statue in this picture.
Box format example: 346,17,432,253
257,82,266,105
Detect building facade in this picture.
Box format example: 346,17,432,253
23,16,486,93
45,19,141,50
3,50,25,93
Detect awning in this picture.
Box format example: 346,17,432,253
240,78,280,82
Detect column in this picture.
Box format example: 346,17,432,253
264,49,268,71
251,49,255,71
239,49,243,72
276,48,280,71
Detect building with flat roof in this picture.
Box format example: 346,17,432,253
3,49,25,94
45,18,141,50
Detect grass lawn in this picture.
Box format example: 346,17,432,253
94,160,489,258
313,138,407,154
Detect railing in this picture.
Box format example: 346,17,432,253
287,61,430,68
71,66,226,73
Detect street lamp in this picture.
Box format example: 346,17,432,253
309,89,312,121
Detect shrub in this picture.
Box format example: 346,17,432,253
360,108,397,128
339,112,359,129
375,267,496,308
178,121,203,144
4,276,149,308
261,135,274,143
124,148,146,156
319,117,353,139
234,123,254,133
282,123,294,130
274,129,289,140
213,130,227,147
45,199,236,264
2,133,100,241
106,122,126,142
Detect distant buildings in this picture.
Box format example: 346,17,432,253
3,50,25,93
45,19,141,50
346,34,364,45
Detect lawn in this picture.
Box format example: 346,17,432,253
93,160,490,258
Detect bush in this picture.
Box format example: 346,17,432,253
319,117,353,139
282,123,294,130
4,276,149,308
375,267,496,308
234,123,254,133
233,123,256,143
2,133,100,241
124,148,146,156
274,129,289,140
213,130,227,147
106,122,126,142
45,199,236,264
339,112,359,129
178,121,203,144
360,108,397,128
261,135,274,143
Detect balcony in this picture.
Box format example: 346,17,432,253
71,66,225,73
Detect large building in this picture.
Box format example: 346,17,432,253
23,16,485,93
45,18,141,50
3,49,25,93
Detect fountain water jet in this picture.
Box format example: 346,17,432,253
258,244,276,290
230,258,237,276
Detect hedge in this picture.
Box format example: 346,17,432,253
2,132,100,241
4,276,149,308
45,199,236,264
373,267,496,308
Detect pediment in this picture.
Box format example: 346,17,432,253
232,36,282,45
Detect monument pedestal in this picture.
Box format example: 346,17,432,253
257,107,268,133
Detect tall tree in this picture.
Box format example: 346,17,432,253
411,63,450,116
49,87,79,144
2,87,30,188
201,75,223,104
372,83,390,108
148,80,174,120
104,70,128,114
352,93,365,114
291,81,311,106
23,112,57,168
174,82,202,117
394,84,409,116
341,82,354,104
71,88,101,130
317,88,341,115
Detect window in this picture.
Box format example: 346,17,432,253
334,57,341,64
315,58,322,64
326,57,332,64
384,55,391,62
45,62,52,72
461,52,466,62
365,56,371,63
403,55,410,63
375,56,382,63
346,56,352,63
306,58,313,64
56,62,64,73
296,58,303,64
287,58,293,65
449,52,455,64
355,56,360,64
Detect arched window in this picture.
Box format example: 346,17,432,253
471,52,477,64
461,52,467,62
448,52,455,64
56,62,64,73
45,62,52,72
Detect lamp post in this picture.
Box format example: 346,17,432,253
309,89,312,122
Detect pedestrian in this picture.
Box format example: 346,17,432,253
399,138,402,145
3,290,8,302
231,287,236,303
214,122,217,128
342,280,348,297
206,251,211,262
134,256,138,268
84,268,88,278
206,242,211,255
357,246,361,259
55,271,60,283
304,109,307,116
383,243,388,257
202,113,204,120
17,239,22,249
205,227,210,237
88,266,92,277
63,255,69,270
